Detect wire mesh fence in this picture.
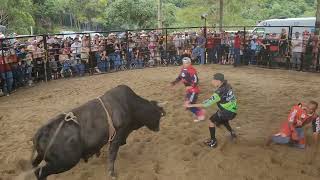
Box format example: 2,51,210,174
0,25,319,95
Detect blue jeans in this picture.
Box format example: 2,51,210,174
250,49,257,65
25,66,33,81
97,60,109,72
272,128,305,149
234,48,241,66
136,59,144,68
199,48,205,64
113,53,122,70
207,48,214,63
108,53,116,70
1,71,13,95
74,64,85,76
213,46,220,63
127,51,134,62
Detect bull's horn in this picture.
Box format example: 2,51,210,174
157,101,168,106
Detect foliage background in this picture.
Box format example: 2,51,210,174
0,0,317,34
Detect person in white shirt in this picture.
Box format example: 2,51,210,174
71,38,81,58
291,32,303,70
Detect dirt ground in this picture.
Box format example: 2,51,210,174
0,65,320,180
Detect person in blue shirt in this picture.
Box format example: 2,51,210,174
250,38,258,64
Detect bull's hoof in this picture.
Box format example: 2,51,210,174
108,171,117,180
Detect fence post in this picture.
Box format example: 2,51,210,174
243,26,246,46
289,26,292,40
165,28,168,61
43,34,48,82
126,30,129,66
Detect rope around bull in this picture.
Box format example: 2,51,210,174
38,112,79,177
36,98,116,178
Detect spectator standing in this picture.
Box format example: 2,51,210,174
233,32,241,67
250,37,258,65
0,55,13,96
213,33,222,64
196,31,206,64
71,38,81,59
311,34,319,69
223,32,231,64
268,33,279,67
81,35,90,63
71,38,85,76
259,34,271,66
206,33,215,64
279,29,288,57
291,32,303,70
127,36,136,62
173,33,183,62
304,34,313,71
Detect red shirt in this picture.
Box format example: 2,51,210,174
0,56,11,73
206,37,214,49
234,36,241,49
173,65,200,93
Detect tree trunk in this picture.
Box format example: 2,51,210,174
70,13,73,28
316,0,320,35
219,0,223,31
158,0,162,29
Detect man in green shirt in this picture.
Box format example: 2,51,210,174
187,73,238,148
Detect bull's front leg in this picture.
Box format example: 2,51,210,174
108,140,120,179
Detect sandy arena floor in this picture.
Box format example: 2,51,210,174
0,65,320,180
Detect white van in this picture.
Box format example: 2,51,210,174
252,17,315,36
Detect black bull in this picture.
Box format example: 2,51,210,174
31,85,166,179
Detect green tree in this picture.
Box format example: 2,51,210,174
105,0,175,30
0,0,35,34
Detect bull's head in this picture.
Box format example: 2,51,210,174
146,100,166,131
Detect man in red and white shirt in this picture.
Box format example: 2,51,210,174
270,101,320,149
171,57,205,122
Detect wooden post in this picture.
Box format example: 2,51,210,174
158,0,162,29
219,0,223,31
316,0,320,35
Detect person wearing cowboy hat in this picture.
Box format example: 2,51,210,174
171,57,205,122
187,73,238,148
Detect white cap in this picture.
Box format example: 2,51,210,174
182,57,191,64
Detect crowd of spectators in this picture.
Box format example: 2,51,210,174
0,27,319,96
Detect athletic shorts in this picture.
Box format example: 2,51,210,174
210,110,236,126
